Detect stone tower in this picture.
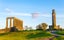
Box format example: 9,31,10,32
52,9,56,29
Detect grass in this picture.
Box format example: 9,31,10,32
0,30,64,40
27,31,52,39
52,30,64,40
55,30,64,35
53,36,64,40
0,30,53,40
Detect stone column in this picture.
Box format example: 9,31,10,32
13,18,14,27
6,18,8,32
6,18,8,28
10,18,12,27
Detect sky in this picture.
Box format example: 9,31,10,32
0,0,64,29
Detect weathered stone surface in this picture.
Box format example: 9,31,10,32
6,17,23,32
52,9,56,29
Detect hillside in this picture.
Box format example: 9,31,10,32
0,30,53,40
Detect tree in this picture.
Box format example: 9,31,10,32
29,27,32,30
41,23,48,31
36,24,42,30
25,26,28,30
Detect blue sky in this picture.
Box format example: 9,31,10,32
0,0,64,29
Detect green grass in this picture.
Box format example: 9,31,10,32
55,31,64,35
53,30,64,40
53,36,64,40
27,31,52,39
0,30,64,40
0,30,52,40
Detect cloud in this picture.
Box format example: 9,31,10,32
5,8,13,13
57,15,64,18
5,8,32,16
4,8,64,18
40,14,64,18
6,12,51,18
6,13,31,16
40,14,51,17
6,12,64,18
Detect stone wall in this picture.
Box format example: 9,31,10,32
6,17,23,32
13,17,23,30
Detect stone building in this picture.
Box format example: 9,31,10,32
6,17,23,32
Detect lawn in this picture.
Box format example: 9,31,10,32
55,30,64,35
52,30,64,40
0,30,53,40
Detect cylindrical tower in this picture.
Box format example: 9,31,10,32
52,9,56,29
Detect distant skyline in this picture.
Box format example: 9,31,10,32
0,0,64,29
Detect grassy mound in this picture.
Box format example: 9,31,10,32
53,30,64,40
55,31,64,35
0,30,52,40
